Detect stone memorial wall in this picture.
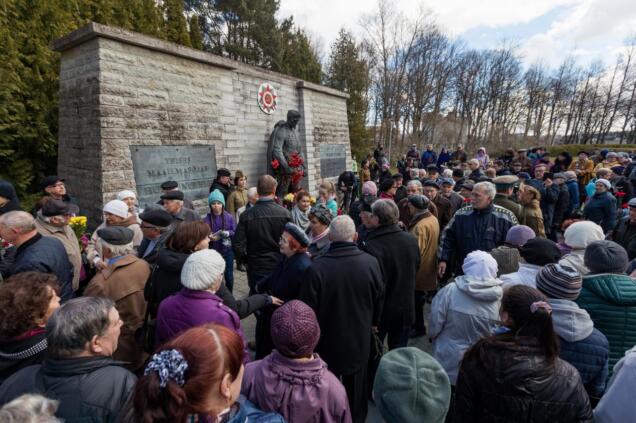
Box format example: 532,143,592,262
52,23,351,223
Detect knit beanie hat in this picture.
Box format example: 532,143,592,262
208,189,225,207
181,249,226,291
374,347,451,423
584,240,628,274
536,263,582,300
462,250,498,280
564,221,604,249
270,300,320,358
505,225,536,248
596,178,611,190
520,238,562,266
362,181,378,196
116,190,136,201
103,200,129,219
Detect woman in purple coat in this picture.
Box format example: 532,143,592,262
155,249,249,362
205,189,236,292
242,300,352,423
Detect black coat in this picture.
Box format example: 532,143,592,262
362,225,420,328
138,230,171,266
612,217,636,260
233,199,291,274
10,234,73,302
0,331,47,385
144,248,189,319
454,338,593,423
300,242,384,376
209,179,232,200
0,356,136,422
553,183,571,228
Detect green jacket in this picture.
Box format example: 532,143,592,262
576,273,636,371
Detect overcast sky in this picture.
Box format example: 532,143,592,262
278,0,636,68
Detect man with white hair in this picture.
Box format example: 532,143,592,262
438,181,518,276
300,215,384,423
34,199,82,291
0,211,73,301
237,187,258,222
84,226,150,371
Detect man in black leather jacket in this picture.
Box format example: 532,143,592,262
233,175,291,294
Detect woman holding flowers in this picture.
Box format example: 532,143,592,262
205,189,236,292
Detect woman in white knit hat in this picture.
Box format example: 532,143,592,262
117,190,140,218
86,199,143,270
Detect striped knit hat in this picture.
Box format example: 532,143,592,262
535,263,582,300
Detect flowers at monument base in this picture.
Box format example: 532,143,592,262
288,151,304,169
288,151,305,185
69,216,89,250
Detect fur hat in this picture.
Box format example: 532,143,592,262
564,221,604,250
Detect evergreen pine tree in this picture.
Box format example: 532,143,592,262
326,29,371,158
164,0,191,47
189,15,203,50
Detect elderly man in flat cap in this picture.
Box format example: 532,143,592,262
137,208,173,265
84,226,150,371
34,199,82,291
157,180,195,210
492,175,524,222
161,190,200,223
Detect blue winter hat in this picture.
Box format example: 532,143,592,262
208,189,225,207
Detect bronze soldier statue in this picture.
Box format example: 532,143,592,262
267,110,305,199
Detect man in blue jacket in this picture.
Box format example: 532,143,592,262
420,144,437,168
0,211,73,301
438,182,518,276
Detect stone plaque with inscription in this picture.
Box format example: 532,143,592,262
130,145,217,209
320,144,346,178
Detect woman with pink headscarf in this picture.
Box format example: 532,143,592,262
474,147,490,169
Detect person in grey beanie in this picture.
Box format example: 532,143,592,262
489,225,536,276
536,263,609,399
577,240,636,372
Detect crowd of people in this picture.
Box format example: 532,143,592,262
0,142,636,422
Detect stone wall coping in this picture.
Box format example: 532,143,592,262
51,22,349,99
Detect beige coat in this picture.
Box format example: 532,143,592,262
227,188,248,217
86,215,143,263
521,203,546,238
35,218,82,291
409,212,440,292
84,254,150,371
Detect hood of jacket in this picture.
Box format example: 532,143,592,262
582,273,636,306
548,298,594,342
156,248,190,272
455,275,503,302
259,350,327,386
